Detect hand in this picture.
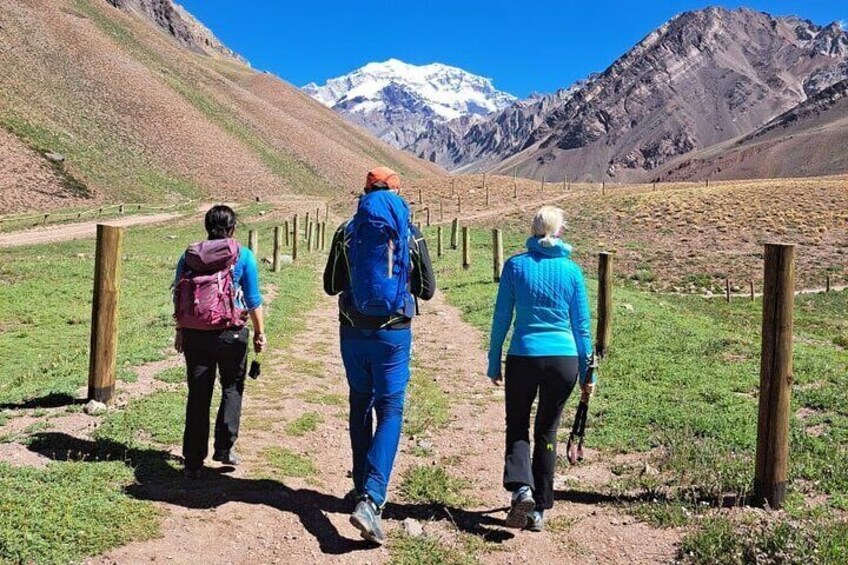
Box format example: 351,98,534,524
581,381,596,401
490,375,503,386
174,329,183,353
253,332,267,354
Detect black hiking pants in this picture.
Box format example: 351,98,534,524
503,355,579,509
182,327,249,469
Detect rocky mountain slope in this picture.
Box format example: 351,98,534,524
0,0,440,212
402,8,848,180
303,59,515,149
654,78,848,180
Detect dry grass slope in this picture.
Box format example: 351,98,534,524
0,0,441,213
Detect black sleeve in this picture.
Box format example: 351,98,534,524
410,226,436,301
323,223,349,296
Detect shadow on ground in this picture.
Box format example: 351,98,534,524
28,432,514,555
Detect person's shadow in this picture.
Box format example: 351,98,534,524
27,433,513,555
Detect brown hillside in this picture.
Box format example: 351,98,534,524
654,79,848,181
0,0,441,213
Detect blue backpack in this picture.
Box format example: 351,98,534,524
346,190,412,318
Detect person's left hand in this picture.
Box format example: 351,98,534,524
174,329,183,353
490,375,503,386
581,381,596,401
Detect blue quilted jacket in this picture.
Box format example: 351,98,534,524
487,237,594,383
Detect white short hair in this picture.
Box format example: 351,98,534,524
532,206,565,239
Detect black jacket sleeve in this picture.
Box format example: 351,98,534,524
323,222,349,296
410,225,436,301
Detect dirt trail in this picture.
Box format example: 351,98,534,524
0,212,181,248
88,285,680,564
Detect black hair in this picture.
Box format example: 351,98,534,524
204,205,237,240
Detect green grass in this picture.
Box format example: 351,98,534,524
399,465,473,507
284,412,323,437
0,211,325,560
680,512,848,564
404,366,450,438
390,534,478,565
94,390,186,447
300,390,347,406
0,461,160,565
259,447,317,479
154,366,185,384
429,225,848,558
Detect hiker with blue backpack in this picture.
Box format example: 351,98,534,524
173,205,267,479
487,206,595,532
323,167,436,545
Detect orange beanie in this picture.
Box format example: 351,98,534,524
365,167,401,191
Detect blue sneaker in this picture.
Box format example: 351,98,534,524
505,486,535,528
350,497,386,545
526,509,544,532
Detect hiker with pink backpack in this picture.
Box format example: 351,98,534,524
173,205,267,479
323,167,436,545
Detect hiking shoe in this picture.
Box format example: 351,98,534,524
212,450,240,465
505,486,535,529
183,466,202,480
350,498,386,545
526,510,544,532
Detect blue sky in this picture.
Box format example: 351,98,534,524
179,1,847,98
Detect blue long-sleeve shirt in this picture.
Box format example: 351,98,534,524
174,245,263,311
487,237,594,383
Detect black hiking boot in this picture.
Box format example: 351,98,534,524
350,497,386,545
212,449,240,465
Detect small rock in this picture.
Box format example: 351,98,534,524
44,151,65,163
84,399,107,416
402,518,424,537
259,211,266,216
610,518,619,525
75,253,87,259
166,235,177,240
621,303,634,312
416,439,433,451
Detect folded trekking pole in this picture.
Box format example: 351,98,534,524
566,353,599,465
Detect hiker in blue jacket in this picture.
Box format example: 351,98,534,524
323,167,436,545
487,205,595,532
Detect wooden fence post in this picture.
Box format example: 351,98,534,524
513,170,518,198
292,215,299,261
457,196,462,213
418,188,424,205
321,222,328,251
307,221,314,252
596,252,613,358
425,207,431,227
248,230,258,255
602,181,606,195
439,200,444,222
273,226,282,272
541,176,546,192
750,281,755,301
485,182,490,207
88,225,123,403
826,274,831,293
450,218,459,250
304,212,310,240
492,229,503,282
284,220,290,247
754,243,795,510
462,226,471,270
726,278,732,303
436,225,443,258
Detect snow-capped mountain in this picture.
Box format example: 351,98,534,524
302,58,516,148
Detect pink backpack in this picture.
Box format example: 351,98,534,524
174,239,247,330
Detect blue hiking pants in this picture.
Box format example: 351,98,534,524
340,325,412,508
